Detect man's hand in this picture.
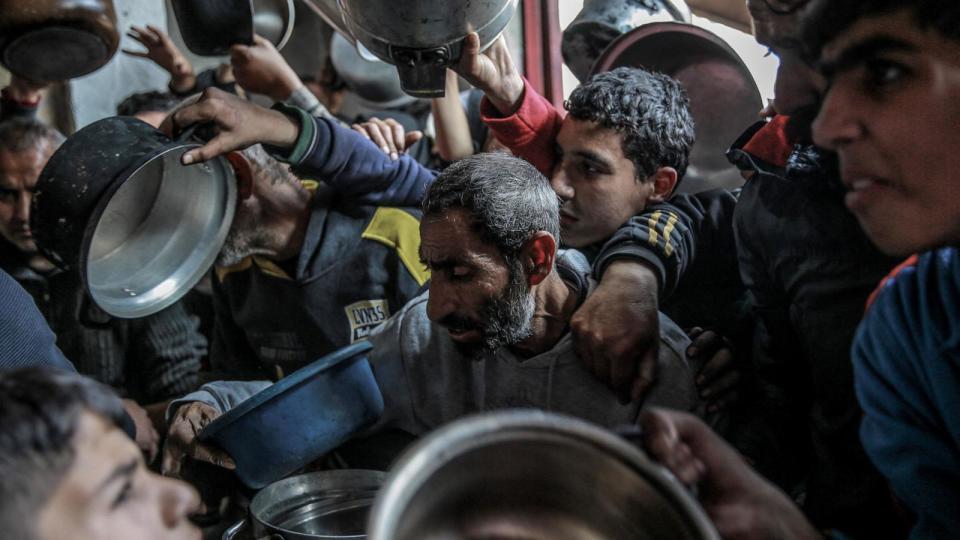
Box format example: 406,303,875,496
688,328,741,413
123,25,195,93
230,35,301,102
451,32,525,116
352,117,423,160
162,402,235,478
162,87,300,164
640,408,823,540
122,399,160,464
571,260,660,403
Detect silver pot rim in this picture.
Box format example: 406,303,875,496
367,410,720,540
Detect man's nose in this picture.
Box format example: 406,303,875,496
425,280,456,323
159,476,201,529
812,84,864,151
14,192,31,223
550,165,575,202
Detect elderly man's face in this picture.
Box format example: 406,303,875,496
420,208,535,354
0,146,53,254
812,9,960,255
551,118,654,248
36,411,200,540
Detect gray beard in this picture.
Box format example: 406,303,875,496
456,261,535,357
216,220,279,267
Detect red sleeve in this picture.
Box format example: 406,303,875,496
479,78,564,177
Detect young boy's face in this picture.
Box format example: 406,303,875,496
813,9,960,255
36,412,200,540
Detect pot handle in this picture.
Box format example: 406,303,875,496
174,122,219,145
222,518,248,540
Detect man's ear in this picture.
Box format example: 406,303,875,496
225,151,254,200
646,166,678,204
521,231,557,287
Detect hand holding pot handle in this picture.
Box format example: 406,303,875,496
162,401,236,478
637,408,823,540
163,88,300,165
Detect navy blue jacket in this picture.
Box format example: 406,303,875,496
0,268,73,371
854,248,960,540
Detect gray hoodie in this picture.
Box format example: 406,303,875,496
170,251,702,434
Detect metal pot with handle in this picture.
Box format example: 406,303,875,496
223,470,385,540
170,0,295,56
368,410,719,540
32,117,236,319
337,0,518,98
0,0,120,81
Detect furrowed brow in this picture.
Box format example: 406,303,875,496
819,36,914,79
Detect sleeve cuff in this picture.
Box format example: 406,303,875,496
285,85,333,119
593,247,668,294
266,103,316,165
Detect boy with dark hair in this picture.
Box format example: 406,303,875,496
641,2,960,539
0,368,200,540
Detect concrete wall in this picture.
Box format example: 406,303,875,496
67,0,172,129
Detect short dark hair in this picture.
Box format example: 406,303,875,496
804,0,960,58
422,153,560,259
0,118,65,155
564,67,695,182
0,368,125,539
116,91,181,117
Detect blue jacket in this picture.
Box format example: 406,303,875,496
854,248,960,540
210,114,432,378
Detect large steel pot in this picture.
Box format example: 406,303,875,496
32,117,236,319
224,470,385,540
368,410,719,540
329,32,414,109
562,0,691,82
591,22,762,194
0,0,120,81
337,0,518,98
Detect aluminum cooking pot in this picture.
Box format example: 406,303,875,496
561,0,691,83
591,22,763,194
368,410,720,540
0,0,120,81
170,0,295,56
224,470,385,540
337,0,517,98
32,117,236,319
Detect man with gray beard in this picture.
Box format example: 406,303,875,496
165,154,704,470
205,142,427,382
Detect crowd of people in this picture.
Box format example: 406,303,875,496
0,0,957,538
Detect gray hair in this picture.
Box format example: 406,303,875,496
0,118,65,155
0,368,126,540
241,143,298,186
422,153,560,259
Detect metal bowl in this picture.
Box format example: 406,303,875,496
225,470,385,540
368,411,719,540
